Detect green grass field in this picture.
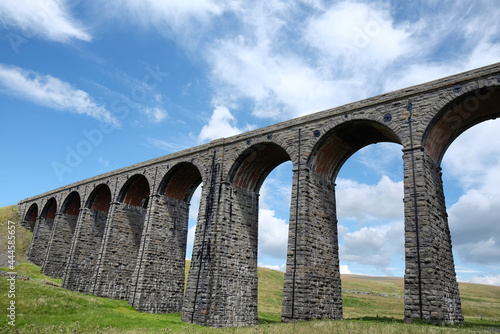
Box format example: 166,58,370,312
1,205,499,333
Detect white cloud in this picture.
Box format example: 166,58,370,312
0,64,119,126
99,0,223,48
336,176,403,223
442,120,500,266
258,262,286,272
0,0,91,42
443,121,500,191
339,222,403,275
470,274,500,286
258,209,289,261
142,107,168,123
198,105,253,142
304,1,410,68
340,265,352,274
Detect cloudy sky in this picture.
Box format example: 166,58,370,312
1,1,499,286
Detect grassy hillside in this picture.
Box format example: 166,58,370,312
1,205,499,332
0,205,31,264
1,263,499,333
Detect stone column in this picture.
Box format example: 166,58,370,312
63,208,108,293
282,168,343,322
42,212,78,278
28,216,54,266
403,148,463,325
93,202,146,300
183,181,259,328
129,194,190,313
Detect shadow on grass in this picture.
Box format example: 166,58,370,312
347,316,404,324
464,320,500,331
258,313,282,324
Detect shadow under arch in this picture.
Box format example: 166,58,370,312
118,174,151,209
42,191,81,278
61,191,81,217
85,183,112,212
157,162,202,202
423,86,500,164
131,162,203,314
28,197,57,266
308,119,402,181
23,203,38,232
63,184,112,293
229,142,292,192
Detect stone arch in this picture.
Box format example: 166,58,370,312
61,191,81,217
229,142,291,192
23,203,38,232
85,184,112,212
131,162,203,313
41,197,57,219
405,85,500,325
28,197,57,266
281,120,403,322
193,142,291,325
308,119,402,180
42,191,81,278
118,174,151,208
63,184,112,293
157,162,202,202
423,86,500,164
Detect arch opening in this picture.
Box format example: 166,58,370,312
440,119,500,286
158,162,202,202
41,197,57,220
61,191,81,217
226,142,293,323
308,120,401,181
423,87,500,164
336,143,405,319
118,174,150,208
229,142,291,192
86,184,112,212
24,203,38,231
307,121,404,320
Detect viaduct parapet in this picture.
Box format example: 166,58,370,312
18,63,500,327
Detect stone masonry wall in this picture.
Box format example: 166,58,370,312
403,148,463,324
282,169,342,321
93,203,146,300
42,213,77,278
130,195,190,313
63,208,107,293
182,153,221,326
28,217,54,266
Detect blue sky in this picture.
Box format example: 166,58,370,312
1,1,499,286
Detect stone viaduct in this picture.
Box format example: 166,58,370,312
18,63,500,327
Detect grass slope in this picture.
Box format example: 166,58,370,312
1,205,499,333
0,206,31,264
